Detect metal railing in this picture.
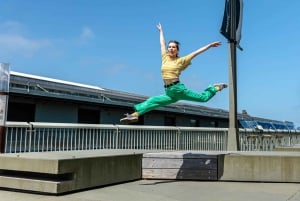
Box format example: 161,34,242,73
4,122,300,153
238,129,299,151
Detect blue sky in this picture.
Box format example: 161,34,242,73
1,0,299,128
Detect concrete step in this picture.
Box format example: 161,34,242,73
0,150,143,194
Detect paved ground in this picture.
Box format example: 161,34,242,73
1,180,300,201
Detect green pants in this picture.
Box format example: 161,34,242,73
134,82,217,115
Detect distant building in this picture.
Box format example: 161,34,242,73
7,71,295,130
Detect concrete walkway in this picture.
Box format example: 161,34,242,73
1,180,300,201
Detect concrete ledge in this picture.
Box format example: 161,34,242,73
0,150,143,194
2,150,300,194
220,151,300,183
274,146,300,152
142,151,300,183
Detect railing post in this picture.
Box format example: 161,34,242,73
115,125,119,149
0,63,10,153
177,127,181,150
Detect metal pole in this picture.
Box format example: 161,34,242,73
227,0,240,151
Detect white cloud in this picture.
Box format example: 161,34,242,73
0,21,52,57
79,27,95,43
0,21,95,58
0,34,51,57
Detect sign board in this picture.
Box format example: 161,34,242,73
220,0,243,50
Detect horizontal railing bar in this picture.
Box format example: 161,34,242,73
4,122,298,133
5,122,31,127
5,122,229,131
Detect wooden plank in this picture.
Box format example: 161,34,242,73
143,152,220,159
143,169,217,180
142,158,217,169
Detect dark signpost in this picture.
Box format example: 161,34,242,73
220,0,243,150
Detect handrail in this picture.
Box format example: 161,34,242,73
3,121,300,153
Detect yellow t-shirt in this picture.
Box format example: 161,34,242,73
161,51,193,79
